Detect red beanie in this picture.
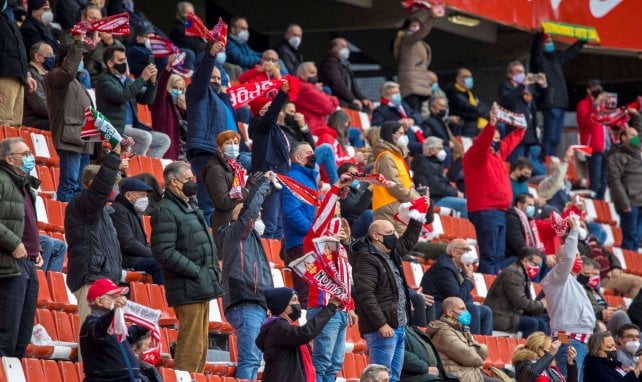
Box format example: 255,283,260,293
250,97,272,117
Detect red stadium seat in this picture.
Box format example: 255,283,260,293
129,281,151,307
159,368,178,382
52,311,76,343
147,283,179,326
42,360,63,382
58,361,80,382
22,358,46,382
47,271,78,312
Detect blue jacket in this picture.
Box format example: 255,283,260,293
226,36,261,71
186,53,238,155
282,163,317,249
249,90,290,174
420,253,474,311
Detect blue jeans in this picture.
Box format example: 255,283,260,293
554,338,588,382
436,197,468,218
351,210,373,239
469,209,507,275
307,308,348,382
0,259,38,358
122,257,164,285
620,207,642,250
468,303,493,335
262,189,282,239
39,234,66,273
519,315,549,338
315,144,338,184
57,149,90,202
225,304,266,381
542,108,565,156
238,151,252,172
188,150,214,226
364,326,406,382
588,151,607,200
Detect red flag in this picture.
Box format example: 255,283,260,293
569,144,594,157
401,0,446,16
276,174,320,207
210,17,228,46
70,12,130,36
148,35,178,58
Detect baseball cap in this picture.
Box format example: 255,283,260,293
87,279,129,303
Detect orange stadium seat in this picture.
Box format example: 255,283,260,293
58,361,81,382
47,271,78,312
159,368,178,382
42,360,63,382
137,104,153,128
129,281,151,307
22,358,46,382
147,283,179,326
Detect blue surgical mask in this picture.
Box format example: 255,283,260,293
351,180,360,189
390,93,402,107
169,88,182,100
77,60,84,73
512,73,526,84
223,144,240,159
43,56,56,71
544,42,555,53
216,52,226,65
526,205,536,217
431,82,439,93
20,154,36,174
463,76,474,90
458,310,472,326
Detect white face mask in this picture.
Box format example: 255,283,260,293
144,39,152,50
237,30,250,43
578,227,588,241
134,196,149,213
460,251,478,265
396,135,409,149
254,219,265,236
288,36,301,49
41,9,54,25
436,149,447,162
338,47,350,60
625,340,640,354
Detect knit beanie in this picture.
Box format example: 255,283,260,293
380,121,402,144
264,287,295,316
28,0,46,13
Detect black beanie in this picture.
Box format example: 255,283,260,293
380,121,402,144
28,0,46,13
264,287,295,316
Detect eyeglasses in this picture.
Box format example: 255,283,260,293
263,58,278,63
10,151,33,157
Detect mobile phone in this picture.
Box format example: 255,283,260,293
148,55,155,65
558,333,570,344
526,73,536,83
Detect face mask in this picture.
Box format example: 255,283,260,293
113,62,127,75
20,154,36,174
578,227,588,241
625,341,640,354
181,179,197,197
134,196,149,213
572,257,583,274
77,60,85,73
390,93,402,107
591,89,603,98
460,251,478,266
381,234,398,251
123,0,134,12
512,73,526,84
408,26,420,33
431,82,440,93
491,140,501,152
288,36,301,49
144,39,152,50
457,310,472,326
544,42,555,53
169,88,182,100
629,136,641,149
236,30,249,43
436,149,447,162
41,10,54,25
516,175,529,183
338,47,350,60
223,144,240,159
287,303,302,321
606,350,618,362
351,180,360,189
141,346,160,365
526,264,540,280
211,82,221,94
254,219,265,236
305,154,317,169
434,110,446,120
463,76,474,90
525,205,535,217
307,75,318,84
43,56,56,70
396,135,409,149
216,52,226,64
587,275,600,289
284,114,296,127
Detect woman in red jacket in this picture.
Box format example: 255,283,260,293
315,110,355,183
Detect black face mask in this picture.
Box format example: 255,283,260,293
434,110,447,120
591,89,603,98
113,62,127,75
305,155,317,169
284,114,296,127
516,175,529,183
606,350,619,363
576,274,590,286
307,76,318,84
181,180,197,197
288,303,302,321
491,141,501,152
381,234,398,251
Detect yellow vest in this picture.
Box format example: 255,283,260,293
373,150,413,210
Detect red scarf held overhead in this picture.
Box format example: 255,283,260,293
185,13,228,45
228,76,301,109
70,12,130,35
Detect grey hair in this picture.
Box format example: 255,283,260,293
296,62,315,78
429,95,448,108
0,138,24,160
163,161,191,186
445,240,460,255
359,364,390,382
506,60,524,76
423,136,443,150
289,141,311,160
380,81,400,97
176,1,193,13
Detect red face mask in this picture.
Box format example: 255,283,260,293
572,257,583,274
587,275,600,289
141,346,161,365
526,265,540,280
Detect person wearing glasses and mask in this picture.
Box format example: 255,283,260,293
583,331,642,382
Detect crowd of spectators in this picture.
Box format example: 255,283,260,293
2,1,642,382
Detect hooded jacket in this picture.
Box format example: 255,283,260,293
512,345,578,382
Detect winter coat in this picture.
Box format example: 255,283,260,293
85,38,125,81
426,318,487,382
512,345,578,382
397,20,433,98
314,126,354,165
110,193,152,265
126,42,155,78
20,15,59,56
350,218,421,335
340,182,373,225
150,67,185,160
150,189,223,306
463,123,524,213
577,95,611,154
23,64,49,130
279,122,315,149
372,102,423,130
186,53,238,156
607,143,642,212
318,54,366,106
422,115,451,148
95,71,157,134
498,79,545,146
401,326,440,382
65,152,123,293
529,33,585,110
0,163,39,278
421,253,474,309
445,85,489,137
219,178,273,312
0,12,28,82
249,90,290,174
411,155,458,201
44,40,94,154
505,207,536,259
583,354,641,382
583,284,610,321
276,39,303,75
281,163,317,250
485,262,546,332
226,36,261,71
256,304,337,382
293,81,338,135
169,19,206,54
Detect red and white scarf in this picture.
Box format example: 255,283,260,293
514,207,544,250
185,14,228,45
380,97,408,118
108,301,162,346
70,12,130,35
228,76,300,109
275,174,320,207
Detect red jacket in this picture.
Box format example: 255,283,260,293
463,123,525,212
577,95,612,153
238,66,277,84
294,82,339,135
315,126,354,182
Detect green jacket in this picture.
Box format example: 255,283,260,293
402,326,439,382
151,190,223,306
94,71,157,134
0,162,39,278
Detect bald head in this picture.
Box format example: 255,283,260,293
368,220,396,254
261,49,279,64
442,297,465,312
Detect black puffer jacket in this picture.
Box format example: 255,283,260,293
151,190,223,307
350,218,421,335
219,178,273,312
65,152,123,293
110,193,152,263
0,11,28,82
19,15,60,55
411,155,458,202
